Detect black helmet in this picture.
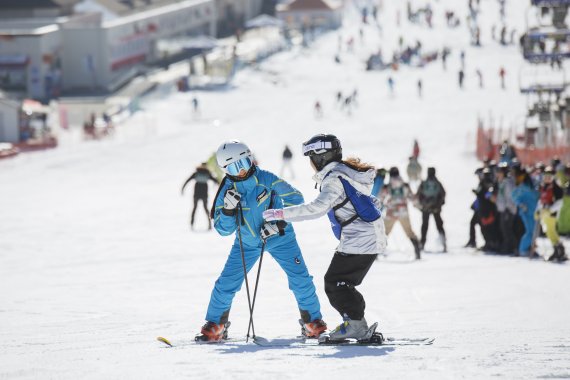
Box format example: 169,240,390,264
427,167,436,177
302,134,342,171
497,162,509,174
389,166,400,177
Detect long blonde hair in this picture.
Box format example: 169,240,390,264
342,157,375,172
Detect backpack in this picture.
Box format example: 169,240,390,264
326,175,382,240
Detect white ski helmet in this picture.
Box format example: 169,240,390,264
216,140,255,178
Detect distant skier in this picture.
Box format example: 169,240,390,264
499,67,506,89
388,76,395,96
460,50,466,69
412,139,420,159
417,167,447,252
181,163,219,230
314,100,323,118
280,145,295,179
336,91,343,105
196,140,326,342
458,70,465,89
476,69,484,88
381,167,422,259
442,47,450,70
263,134,387,341
407,156,422,182
191,96,200,117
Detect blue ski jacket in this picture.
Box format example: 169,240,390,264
512,182,539,218
212,168,304,246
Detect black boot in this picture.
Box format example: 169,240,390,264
411,238,421,260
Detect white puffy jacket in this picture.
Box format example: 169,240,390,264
282,161,387,255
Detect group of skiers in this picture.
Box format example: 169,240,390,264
371,159,446,260
467,157,569,262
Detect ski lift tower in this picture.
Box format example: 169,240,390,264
518,0,570,154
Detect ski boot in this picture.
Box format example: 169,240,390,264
195,321,231,343
321,318,369,342
299,319,327,338
464,240,476,248
549,243,567,262
440,233,447,253
411,238,421,260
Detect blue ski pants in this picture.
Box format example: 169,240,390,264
519,212,535,254
205,234,322,324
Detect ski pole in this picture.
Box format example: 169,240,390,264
236,204,256,341
246,191,275,339
247,241,265,339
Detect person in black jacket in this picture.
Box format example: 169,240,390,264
181,163,219,230
417,167,447,252
475,168,502,252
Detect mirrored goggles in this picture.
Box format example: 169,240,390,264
302,141,333,156
225,157,253,176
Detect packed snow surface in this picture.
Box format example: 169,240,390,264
1,1,569,379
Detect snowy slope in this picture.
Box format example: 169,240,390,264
1,1,569,379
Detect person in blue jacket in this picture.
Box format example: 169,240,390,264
196,140,326,342
511,166,539,257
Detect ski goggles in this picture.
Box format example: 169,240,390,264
224,157,253,176
302,141,336,156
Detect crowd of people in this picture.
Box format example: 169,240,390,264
467,144,569,262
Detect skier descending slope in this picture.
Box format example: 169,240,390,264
263,134,387,342
196,140,326,342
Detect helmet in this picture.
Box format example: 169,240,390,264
389,167,400,178
544,165,555,175
427,167,436,177
302,134,342,171
216,140,255,180
497,162,509,174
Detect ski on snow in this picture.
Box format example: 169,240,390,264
157,322,434,348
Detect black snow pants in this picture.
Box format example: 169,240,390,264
191,195,210,228
324,252,377,320
421,211,445,245
499,210,515,254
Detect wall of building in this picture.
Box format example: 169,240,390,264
0,28,61,100
61,28,107,92
0,100,20,143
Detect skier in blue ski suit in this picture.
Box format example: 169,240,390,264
511,168,539,256
197,140,325,342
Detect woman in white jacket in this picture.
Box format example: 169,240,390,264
263,134,386,341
